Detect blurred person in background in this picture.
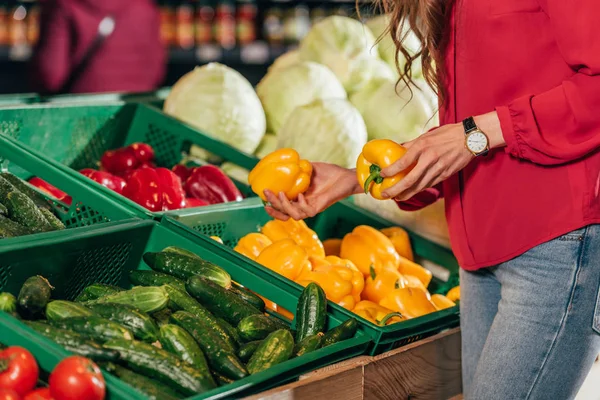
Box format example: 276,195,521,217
29,0,166,94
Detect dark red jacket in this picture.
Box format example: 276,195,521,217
30,0,166,94
401,0,600,270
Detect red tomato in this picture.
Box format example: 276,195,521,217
49,357,105,400
0,388,21,400
0,347,39,396
24,388,53,400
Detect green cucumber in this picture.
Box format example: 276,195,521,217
321,318,358,347
104,338,216,396
0,175,16,204
129,270,185,291
237,314,290,342
85,286,168,313
247,330,294,375
0,215,33,238
295,283,327,343
24,321,119,361
0,172,51,210
87,303,159,343
106,364,181,400
162,246,200,259
0,202,7,217
230,282,265,311
75,284,123,302
170,311,248,381
17,275,53,318
39,208,65,230
163,284,236,352
5,191,53,232
0,292,17,316
159,324,213,375
216,317,242,347
294,333,323,357
51,316,133,342
152,308,173,327
46,300,94,321
213,372,235,387
186,276,262,326
237,340,262,363
143,251,231,288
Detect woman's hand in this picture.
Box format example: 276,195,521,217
380,112,504,201
264,162,362,221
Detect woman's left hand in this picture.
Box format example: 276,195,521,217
380,112,504,201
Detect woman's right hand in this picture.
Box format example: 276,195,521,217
264,162,363,221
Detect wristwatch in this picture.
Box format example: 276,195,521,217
463,116,489,156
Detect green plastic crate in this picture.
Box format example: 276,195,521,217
0,92,40,106
40,87,171,107
164,197,460,355
0,219,370,399
0,102,258,219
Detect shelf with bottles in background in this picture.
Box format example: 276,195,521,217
0,0,39,62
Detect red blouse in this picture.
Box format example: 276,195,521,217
400,0,600,270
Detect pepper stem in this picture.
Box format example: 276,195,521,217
377,312,404,326
369,264,376,280
363,164,384,194
0,359,9,373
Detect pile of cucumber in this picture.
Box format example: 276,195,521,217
0,246,358,399
0,172,65,238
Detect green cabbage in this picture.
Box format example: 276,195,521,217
277,99,367,168
256,61,346,134
345,57,396,94
299,16,380,93
164,63,266,154
268,50,300,73
254,133,278,159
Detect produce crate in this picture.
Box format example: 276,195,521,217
40,87,171,107
0,92,40,106
0,102,259,219
0,219,371,400
164,197,461,355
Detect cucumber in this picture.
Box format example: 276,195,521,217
143,251,231,288
104,338,216,396
0,292,17,316
106,364,181,400
237,314,290,342
321,318,358,348
0,202,7,216
85,286,168,313
17,275,53,318
294,333,323,357
0,175,16,204
24,321,120,361
51,316,134,342
216,317,242,347
129,270,185,291
0,172,51,210
295,283,327,343
237,340,262,363
230,282,265,311
170,311,248,381
46,300,94,321
4,191,53,232
247,330,294,375
163,284,236,352
162,246,200,259
75,283,123,302
87,303,159,343
39,208,65,230
186,276,262,326
152,308,173,327
213,372,235,387
159,325,213,374
0,215,33,238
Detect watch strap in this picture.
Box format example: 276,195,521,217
462,116,477,134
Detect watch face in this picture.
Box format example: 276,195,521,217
467,131,488,154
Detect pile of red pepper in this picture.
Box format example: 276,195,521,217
28,142,243,212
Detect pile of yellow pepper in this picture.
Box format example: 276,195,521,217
233,219,460,326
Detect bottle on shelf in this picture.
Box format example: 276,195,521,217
160,2,176,47
283,4,310,45
236,0,257,46
195,0,215,46
214,0,236,50
263,5,284,47
176,1,195,49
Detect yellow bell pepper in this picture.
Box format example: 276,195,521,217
210,236,224,244
431,294,456,310
261,218,325,258
248,148,312,201
233,233,272,260
325,256,364,304
446,285,460,302
356,139,414,200
362,265,407,304
257,294,295,321
353,300,405,325
403,274,427,290
255,239,311,281
380,227,414,261
322,238,342,256
340,225,400,277
380,287,437,319
398,258,432,288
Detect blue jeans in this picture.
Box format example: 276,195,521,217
461,225,600,399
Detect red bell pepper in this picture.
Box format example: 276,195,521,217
184,165,243,205
172,165,192,182
79,169,126,194
28,177,72,205
100,143,156,177
184,198,209,208
122,167,186,212
129,143,155,163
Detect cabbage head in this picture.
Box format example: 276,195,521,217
164,63,266,154
254,133,278,159
350,78,436,143
268,50,300,73
277,99,367,168
299,16,380,93
345,57,396,94
256,61,346,134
